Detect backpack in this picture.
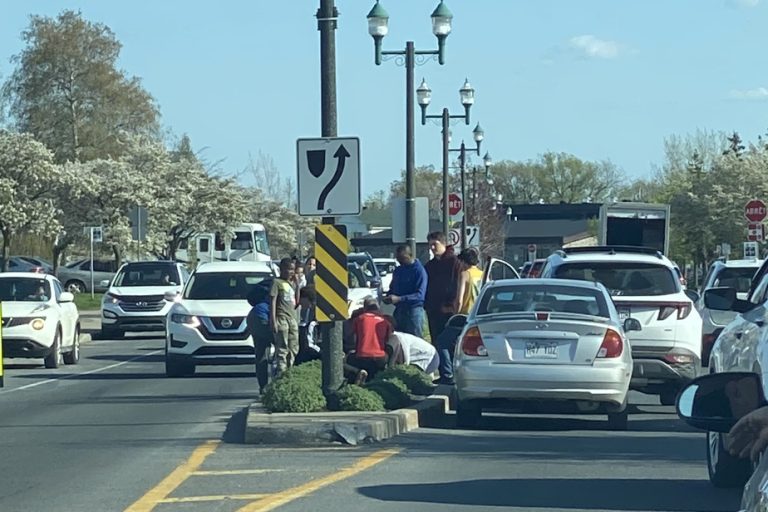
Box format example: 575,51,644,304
247,278,274,307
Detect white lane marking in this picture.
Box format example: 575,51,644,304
2,350,163,394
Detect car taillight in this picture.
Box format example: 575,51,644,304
461,327,488,357
658,303,692,320
663,349,695,365
597,329,623,358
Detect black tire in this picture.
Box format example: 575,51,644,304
63,326,80,365
101,327,124,340
660,387,679,406
707,430,752,487
456,400,482,429
44,329,63,369
165,357,195,377
607,409,629,430
65,280,86,294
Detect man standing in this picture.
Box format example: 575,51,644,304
384,245,427,338
270,258,299,375
424,232,461,342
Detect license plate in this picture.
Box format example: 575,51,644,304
618,308,631,320
525,341,558,359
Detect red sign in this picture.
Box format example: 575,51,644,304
448,193,463,216
745,199,767,222
528,244,537,253
749,222,765,242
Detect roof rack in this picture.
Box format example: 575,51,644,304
560,246,664,259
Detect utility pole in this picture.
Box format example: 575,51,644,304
442,108,450,234
317,0,343,401
459,142,467,250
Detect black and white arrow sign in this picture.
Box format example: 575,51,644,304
297,137,361,216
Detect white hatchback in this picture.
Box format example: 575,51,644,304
165,261,274,377
0,273,80,368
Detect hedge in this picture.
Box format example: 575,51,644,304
261,360,324,413
336,384,385,412
365,377,411,410
372,365,436,396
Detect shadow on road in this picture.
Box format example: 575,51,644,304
222,406,249,444
357,477,740,511
10,371,258,381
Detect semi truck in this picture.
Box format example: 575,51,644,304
598,202,671,255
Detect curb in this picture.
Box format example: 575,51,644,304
244,391,450,446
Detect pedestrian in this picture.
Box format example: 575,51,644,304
305,256,317,286
246,277,274,393
384,245,427,338
295,285,321,365
389,330,439,374
346,297,393,384
435,248,483,385
424,231,461,342
293,262,307,302
270,257,299,375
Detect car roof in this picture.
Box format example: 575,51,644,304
0,272,54,279
486,277,607,291
551,251,674,267
121,260,178,266
194,261,274,274
714,259,764,268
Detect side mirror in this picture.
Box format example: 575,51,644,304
684,289,701,303
164,290,179,302
59,292,75,303
623,318,642,332
446,314,468,329
704,287,737,311
100,279,111,288
676,372,766,432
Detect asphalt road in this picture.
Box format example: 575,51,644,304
0,332,745,512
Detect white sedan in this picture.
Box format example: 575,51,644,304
0,273,80,368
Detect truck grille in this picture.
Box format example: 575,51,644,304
119,295,165,312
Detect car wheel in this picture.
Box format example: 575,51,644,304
707,430,752,487
63,326,80,365
65,280,86,294
165,357,195,378
44,329,63,369
659,387,679,406
456,400,482,429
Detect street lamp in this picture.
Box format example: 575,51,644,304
483,151,493,185
419,78,477,235
368,1,453,255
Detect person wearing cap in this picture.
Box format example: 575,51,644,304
346,297,393,383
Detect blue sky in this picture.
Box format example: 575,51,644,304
2,0,768,198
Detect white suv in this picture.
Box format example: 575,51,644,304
101,261,190,339
541,246,702,405
165,261,274,377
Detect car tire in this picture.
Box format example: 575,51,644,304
165,357,195,378
63,326,80,365
44,329,63,369
65,280,86,294
456,400,482,429
607,409,629,431
659,387,679,406
101,327,124,340
707,430,752,487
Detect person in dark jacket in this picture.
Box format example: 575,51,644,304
246,277,274,393
384,245,427,338
424,231,461,342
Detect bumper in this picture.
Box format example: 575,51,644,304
455,360,631,407
630,357,699,390
167,324,254,366
2,337,54,358
102,308,167,332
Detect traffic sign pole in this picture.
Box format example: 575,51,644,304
0,302,4,388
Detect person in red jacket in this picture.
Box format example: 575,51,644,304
347,298,393,383
424,231,461,342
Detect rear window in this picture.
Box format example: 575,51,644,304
713,267,758,294
553,262,679,297
477,284,610,317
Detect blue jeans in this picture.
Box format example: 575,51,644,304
436,325,462,382
393,305,424,339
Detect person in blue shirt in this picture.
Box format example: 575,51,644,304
384,245,427,338
247,277,274,394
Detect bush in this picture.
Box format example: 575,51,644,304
284,360,322,383
373,365,436,396
365,377,411,410
262,375,326,413
336,384,385,412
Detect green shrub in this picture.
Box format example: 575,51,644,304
336,385,385,412
284,360,322,383
373,365,436,396
262,375,326,413
365,377,411,410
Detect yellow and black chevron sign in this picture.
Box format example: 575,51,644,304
315,224,349,323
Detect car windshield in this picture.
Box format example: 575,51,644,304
714,266,758,293
254,229,270,256
0,277,51,302
349,255,376,278
348,266,367,288
553,262,679,296
184,272,272,300
477,284,610,317
113,264,181,287
375,262,396,274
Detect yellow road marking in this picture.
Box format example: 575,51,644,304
236,448,401,512
159,494,267,503
124,440,220,512
193,469,283,476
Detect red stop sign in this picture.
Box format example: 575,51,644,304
448,193,463,216
745,199,767,222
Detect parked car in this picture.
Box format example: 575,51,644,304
452,278,635,430
0,256,49,274
348,262,377,315
165,261,274,377
57,258,118,294
13,256,54,274
0,272,80,367
100,260,190,339
540,246,702,406
527,259,546,278
348,252,383,300
697,258,763,367
373,258,398,293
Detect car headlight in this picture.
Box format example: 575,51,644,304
30,318,46,330
170,313,199,327
5,317,46,328
104,292,119,304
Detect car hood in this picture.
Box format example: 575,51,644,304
108,286,181,297
174,299,252,317
348,287,376,303
1,301,55,317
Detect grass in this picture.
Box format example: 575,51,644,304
74,293,103,311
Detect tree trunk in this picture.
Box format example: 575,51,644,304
112,245,122,269
1,230,11,272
